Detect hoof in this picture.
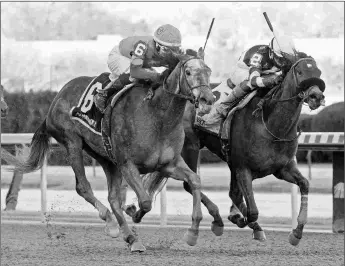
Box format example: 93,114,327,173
211,222,224,236
104,225,120,238
124,204,137,217
130,240,146,253
228,213,240,224
132,215,143,224
183,229,198,246
252,230,266,241
288,232,301,246
237,217,247,228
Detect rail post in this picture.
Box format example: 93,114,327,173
40,155,48,220
332,151,344,233
92,158,96,178
160,184,167,226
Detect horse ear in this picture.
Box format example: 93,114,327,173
186,49,197,57
171,51,186,62
198,47,205,60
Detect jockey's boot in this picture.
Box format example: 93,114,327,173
198,81,250,123
93,80,115,113
217,81,250,116
94,74,130,113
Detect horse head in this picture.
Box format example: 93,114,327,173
0,84,9,118
281,52,325,110
164,48,215,114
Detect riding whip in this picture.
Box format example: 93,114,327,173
263,12,282,52
203,18,215,51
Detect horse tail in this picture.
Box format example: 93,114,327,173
142,172,168,201
2,120,51,173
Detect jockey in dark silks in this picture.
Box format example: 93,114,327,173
201,35,296,121
94,24,182,113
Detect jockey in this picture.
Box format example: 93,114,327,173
200,35,296,121
94,24,182,113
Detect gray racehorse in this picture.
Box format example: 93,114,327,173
1,50,217,252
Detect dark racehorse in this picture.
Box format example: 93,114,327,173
1,84,9,118
181,52,326,246
2,50,216,252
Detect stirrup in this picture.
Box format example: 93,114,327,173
143,88,155,101
102,79,116,92
94,94,107,113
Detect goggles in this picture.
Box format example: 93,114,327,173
156,42,180,54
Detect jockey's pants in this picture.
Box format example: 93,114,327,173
198,61,251,122
107,46,131,82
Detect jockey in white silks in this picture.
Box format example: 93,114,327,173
197,34,297,127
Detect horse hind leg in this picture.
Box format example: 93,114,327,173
275,159,309,246
65,141,118,238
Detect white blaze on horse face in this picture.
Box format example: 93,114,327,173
188,59,208,95
192,88,201,99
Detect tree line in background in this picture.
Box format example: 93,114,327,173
1,90,343,165
1,2,343,40
1,2,343,92
1,2,150,40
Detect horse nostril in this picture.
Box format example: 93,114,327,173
200,97,207,105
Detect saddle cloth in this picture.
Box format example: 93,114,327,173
70,72,135,162
70,72,111,135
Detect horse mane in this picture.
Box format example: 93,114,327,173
286,50,313,65
162,49,204,78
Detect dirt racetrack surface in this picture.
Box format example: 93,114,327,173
1,223,344,266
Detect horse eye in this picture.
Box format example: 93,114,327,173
297,70,302,75
186,69,191,76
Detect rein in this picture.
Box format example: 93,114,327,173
162,57,211,106
260,58,315,142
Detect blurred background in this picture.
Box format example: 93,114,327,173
1,2,343,93
1,2,344,165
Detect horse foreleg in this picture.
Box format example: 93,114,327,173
236,168,266,241
107,167,145,252
163,156,203,246
66,142,115,236
275,159,309,246
183,182,224,236
228,171,248,228
97,158,129,238
120,161,152,224
181,147,224,236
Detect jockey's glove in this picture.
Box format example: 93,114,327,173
274,74,284,85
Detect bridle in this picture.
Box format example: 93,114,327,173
261,57,317,142
162,57,211,107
